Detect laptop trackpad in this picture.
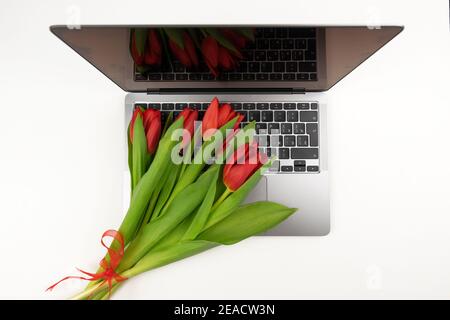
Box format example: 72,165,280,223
243,177,268,203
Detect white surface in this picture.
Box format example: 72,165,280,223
0,0,449,299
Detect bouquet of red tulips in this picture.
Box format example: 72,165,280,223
48,97,296,300
130,27,254,77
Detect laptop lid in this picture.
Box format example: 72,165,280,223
50,25,403,93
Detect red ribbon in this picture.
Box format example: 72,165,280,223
47,229,127,298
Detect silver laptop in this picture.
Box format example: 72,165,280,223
50,25,403,236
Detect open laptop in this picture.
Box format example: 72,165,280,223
50,25,403,236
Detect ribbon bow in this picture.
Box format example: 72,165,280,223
47,229,127,298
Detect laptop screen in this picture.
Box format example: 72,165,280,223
50,25,403,92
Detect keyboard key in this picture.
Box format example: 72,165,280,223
270,135,283,147
297,73,309,80
231,103,242,110
237,62,248,72
229,73,242,80
310,73,318,81
298,62,316,72
255,51,267,61
264,28,275,38
292,50,304,60
175,103,188,110
188,73,201,80
149,73,162,80
270,73,283,81
278,148,290,159
257,39,269,49
256,73,269,80
175,74,188,80
276,28,288,38
189,103,201,109
243,50,254,60
286,62,297,72
291,148,319,159
274,111,286,122
307,38,316,50
243,74,256,80
311,102,318,110
243,103,256,110
280,51,291,61
261,62,272,72
162,74,175,80
294,166,306,172
295,39,306,49
269,160,280,172
202,74,214,80
270,103,282,110
300,111,318,122
282,39,294,49
135,73,147,81
287,111,299,122
307,166,319,172
148,103,160,109
283,103,296,110
262,111,273,122
257,135,269,147
294,160,306,166
281,123,292,134
305,49,316,61
284,135,296,147
162,103,174,110
294,123,305,134
257,103,269,110
297,103,310,110
267,51,279,61
255,123,267,133
281,165,293,172
306,123,319,146
274,62,285,73
297,135,309,146
268,123,280,134
249,62,260,72
135,103,147,110
270,39,282,49
202,103,210,110
248,111,261,122
283,73,296,81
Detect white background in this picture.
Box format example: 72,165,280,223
0,0,449,299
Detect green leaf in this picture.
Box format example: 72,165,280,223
131,28,148,57
182,167,219,240
131,115,150,192
204,28,240,56
204,159,273,229
199,201,297,244
162,111,174,136
117,166,220,272
151,163,182,221
164,28,185,49
236,28,255,41
118,117,184,246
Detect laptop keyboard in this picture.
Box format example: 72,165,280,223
134,101,320,173
134,27,318,82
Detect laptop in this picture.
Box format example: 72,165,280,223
50,25,403,236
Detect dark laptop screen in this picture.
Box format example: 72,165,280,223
50,25,403,92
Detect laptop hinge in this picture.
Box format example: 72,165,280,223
146,87,306,94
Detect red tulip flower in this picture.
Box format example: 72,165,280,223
130,30,145,66
221,28,247,49
202,97,244,138
218,47,236,70
144,29,162,65
223,142,267,191
176,107,199,146
201,36,219,77
142,109,162,154
168,32,199,68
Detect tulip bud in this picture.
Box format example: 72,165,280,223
218,47,236,70
142,109,162,154
175,107,199,146
129,108,144,142
202,98,244,139
144,29,162,65
223,142,266,192
201,36,219,77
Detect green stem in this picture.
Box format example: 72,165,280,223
210,189,231,213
